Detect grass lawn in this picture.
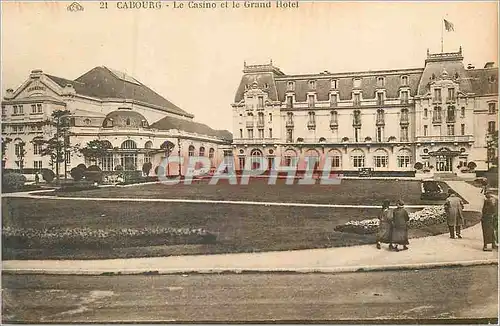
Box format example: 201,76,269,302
36,179,457,206
2,197,481,260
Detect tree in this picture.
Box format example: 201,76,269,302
486,130,498,169
32,110,78,183
15,141,27,174
79,139,113,166
142,162,152,176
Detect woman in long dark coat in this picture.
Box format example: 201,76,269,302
391,200,410,251
376,200,394,250
482,191,498,251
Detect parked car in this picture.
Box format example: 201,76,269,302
420,180,449,200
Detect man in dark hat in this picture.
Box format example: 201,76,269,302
391,199,410,251
481,191,498,251
444,191,464,239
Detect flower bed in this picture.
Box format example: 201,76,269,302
2,226,217,249
334,206,447,235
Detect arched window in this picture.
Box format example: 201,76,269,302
121,140,137,149
102,140,113,149
283,149,297,166
199,147,205,157
32,137,43,155
397,148,412,168
351,149,365,168
144,141,153,149
126,118,131,126
188,145,195,157
373,149,389,168
327,149,342,169
305,149,320,171
209,148,215,159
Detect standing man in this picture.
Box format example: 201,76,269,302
444,191,464,239
391,200,410,252
34,171,40,185
481,191,498,251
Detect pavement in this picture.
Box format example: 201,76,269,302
2,180,498,275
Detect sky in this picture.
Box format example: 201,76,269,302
1,1,498,131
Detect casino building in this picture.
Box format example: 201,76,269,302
231,47,498,176
1,66,232,177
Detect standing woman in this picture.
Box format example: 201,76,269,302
391,200,410,252
376,200,394,250
481,191,498,251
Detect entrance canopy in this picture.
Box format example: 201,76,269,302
428,147,461,157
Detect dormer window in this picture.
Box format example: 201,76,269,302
141,120,148,128
84,118,91,126
308,80,316,90
377,77,385,87
330,93,338,107
353,93,361,106
447,88,455,102
307,94,315,108
376,92,384,105
287,81,295,91
401,76,408,86
489,75,497,83
353,78,362,88
126,118,131,126
264,83,269,89
400,90,409,104
106,119,113,127
331,79,338,89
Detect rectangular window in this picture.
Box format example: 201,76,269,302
31,104,37,114
434,88,442,102
377,93,384,105
65,151,71,164
489,103,497,114
447,124,455,136
397,156,411,168
488,121,496,134
331,79,338,89
239,157,246,170
37,104,43,113
286,96,293,109
461,124,465,135
352,155,365,168
331,155,341,168
353,93,361,106
239,129,243,138
18,105,23,114
424,125,428,136
330,94,337,107
269,128,273,138
401,91,409,104
461,107,466,117
377,77,385,87
374,156,388,168
401,76,408,86
287,81,295,91
33,143,42,155
286,129,293,143
309,80,316,90
448,88,455,101
308,95,315,108
258,129,264,139
400,126,409,141
376,127,383,142
100,154,114,171
269,112,272,122
247,129,253,139
1,105,6,116
424,108,428,118
354,127,361,142
258,96,264,108
13,105,18,115
353,78,362,88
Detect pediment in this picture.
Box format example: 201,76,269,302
12,78,61,100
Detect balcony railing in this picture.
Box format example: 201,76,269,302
285,120,294,127
432,117,442,124
376,117,385,125
433,98,442,103
446,115,456,123
256,120,265,128
415,135,474,143
400,115,409,124
352,119,361,126
234,138,280,145
330,121,338,129
400,99,409,105
245,121,254,128
307,121,316,130
286,102,293,109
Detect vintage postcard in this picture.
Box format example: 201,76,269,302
1,0,499,324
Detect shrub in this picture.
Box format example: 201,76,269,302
76,163,87,171
87,165,101,172
414,162,423,170
467,162,477,170
142,162,152,176
2,173,27,191
42,170,55,183
70,167,85,181
56,181,99,192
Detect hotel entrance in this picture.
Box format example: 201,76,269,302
429,148,461,173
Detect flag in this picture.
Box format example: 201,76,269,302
444,19,454,32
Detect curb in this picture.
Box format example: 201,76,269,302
3,259,497,276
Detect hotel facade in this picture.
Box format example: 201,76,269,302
1,67,232,177
231,48,498,176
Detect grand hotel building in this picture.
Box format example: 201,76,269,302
231,48,498,176
1,66,232,176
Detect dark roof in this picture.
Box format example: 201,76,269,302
416,60,473,95
151,116,232,142
45,66,193,118
465,68,498,95
234,72,278,103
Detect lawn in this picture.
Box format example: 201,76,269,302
2,197,481,260
36,179,455,206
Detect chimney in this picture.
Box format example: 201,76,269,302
484,62,495,68
30,69,43,79
467,64,475,70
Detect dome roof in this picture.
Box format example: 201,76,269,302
102,110,149,128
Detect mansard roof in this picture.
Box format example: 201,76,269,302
45,66,193,118
151,115,233,142
465,67,498,96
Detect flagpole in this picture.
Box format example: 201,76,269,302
441,18,444,53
